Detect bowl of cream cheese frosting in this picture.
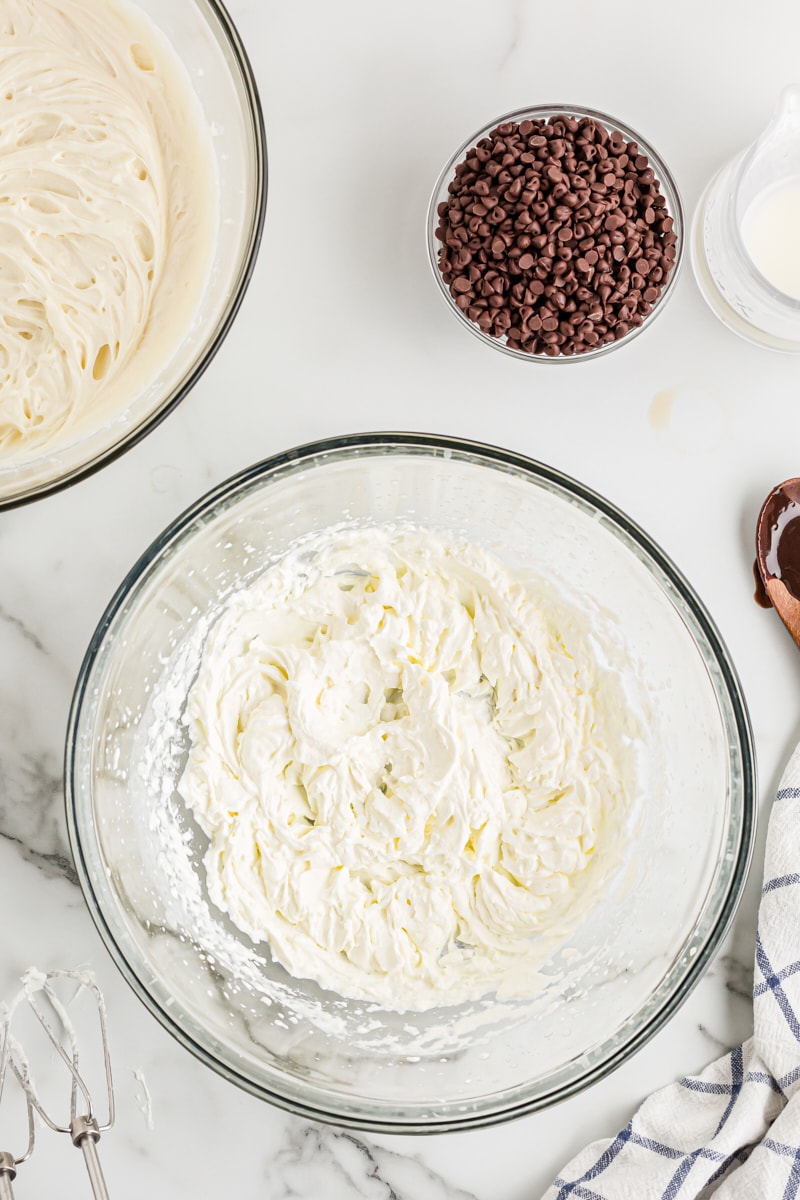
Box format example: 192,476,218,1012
66,434,754,1131
0,0,266,508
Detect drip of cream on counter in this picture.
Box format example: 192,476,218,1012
0,0,215,459
178,526,639,1012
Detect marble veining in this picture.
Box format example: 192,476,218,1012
0,827,77,886
497,0,525,72
264,1123,481,1200
696,1023,731,1055
720,952,755,1003
0,750,77,885
0,603,48,655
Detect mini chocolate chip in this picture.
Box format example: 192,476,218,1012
435,113,676,356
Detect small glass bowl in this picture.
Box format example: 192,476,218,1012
0,0,267,510
426,103,685,364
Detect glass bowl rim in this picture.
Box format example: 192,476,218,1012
65,431,754,1133
426,102,686,365
0,0,268,512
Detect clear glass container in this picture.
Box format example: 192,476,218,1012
0,0,267,510
66,434,754,1133
692,86,800,351
426,104,685,364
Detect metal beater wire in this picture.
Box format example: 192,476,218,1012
0,1006,35,1200
8,971,115,1200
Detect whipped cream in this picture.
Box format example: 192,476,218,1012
178,526,636,1011
0,0,215,458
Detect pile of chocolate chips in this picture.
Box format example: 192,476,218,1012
435,114,678,357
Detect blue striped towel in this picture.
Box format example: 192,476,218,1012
545,743,800,1200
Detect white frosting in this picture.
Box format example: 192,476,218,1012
179,527,635,1011
0,0,214,459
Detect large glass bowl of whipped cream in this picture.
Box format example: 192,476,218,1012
66,434,754,1132
0,0,266,509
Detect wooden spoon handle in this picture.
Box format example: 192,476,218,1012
766,575,800,651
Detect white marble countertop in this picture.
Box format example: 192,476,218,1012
3,1,800,1195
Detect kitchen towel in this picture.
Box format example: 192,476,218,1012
544,741,800,1200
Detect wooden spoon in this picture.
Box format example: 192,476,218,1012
755,477,800,651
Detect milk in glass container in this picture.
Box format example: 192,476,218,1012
693,85,800,350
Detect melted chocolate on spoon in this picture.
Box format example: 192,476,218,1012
753,558,772,608
755,478,800,609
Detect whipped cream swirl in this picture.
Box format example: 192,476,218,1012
0,0,214,458
179,527,634,1011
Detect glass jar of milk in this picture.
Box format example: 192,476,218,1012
692,85,800,351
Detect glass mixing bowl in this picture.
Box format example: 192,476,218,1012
66,434,753,1133
0,0,266,510
426,104,684,363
